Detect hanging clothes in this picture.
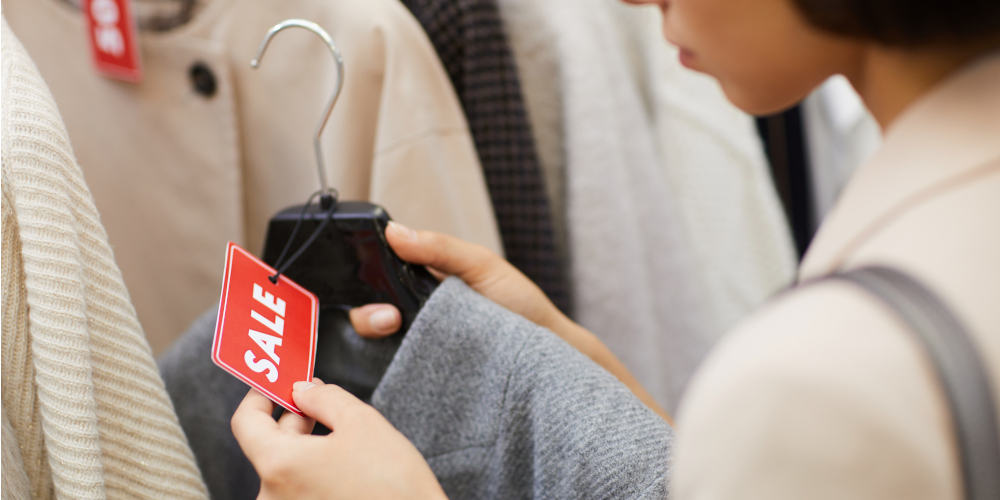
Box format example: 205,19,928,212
1,18,207,499
620,6,797,331
497,0,796,410
2,0,503,354
802,75,882,230
759,79,881,256
756,105,815,257
400,0,570,313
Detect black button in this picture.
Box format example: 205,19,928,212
189,62,217,97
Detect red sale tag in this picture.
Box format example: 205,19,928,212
83,0,143,82
212,242,318,417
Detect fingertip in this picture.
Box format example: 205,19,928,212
369,307,401,334
387,221,419,243
291,382,364,430
386,222,427,264
293,381,317,393
292,377,325,394
349,304,401,338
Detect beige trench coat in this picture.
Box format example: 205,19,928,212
3,0,502,354
674,52,1000,499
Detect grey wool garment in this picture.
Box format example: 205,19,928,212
158,308,403,499
159,277,672,499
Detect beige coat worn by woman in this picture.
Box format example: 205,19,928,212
673,52,1000,499
2,0,502,354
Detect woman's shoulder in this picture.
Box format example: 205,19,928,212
671,281,963,500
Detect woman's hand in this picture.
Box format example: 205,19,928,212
350,222,672,424
350,222,571,339
231,380,448,500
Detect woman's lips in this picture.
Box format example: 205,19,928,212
663,30,697,70
678,48,697,69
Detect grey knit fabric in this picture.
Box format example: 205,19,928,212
374,277,672,498
160,277,671,499
158,309,259,500
159,309,402,500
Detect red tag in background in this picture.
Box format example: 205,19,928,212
83,0,143,82
212,242,318,417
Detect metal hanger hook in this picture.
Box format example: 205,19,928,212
251,19,344,204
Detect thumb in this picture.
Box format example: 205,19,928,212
291,381,374,432
348,304,401,338
385,221,501,281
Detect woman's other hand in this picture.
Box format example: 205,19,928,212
231,379,447,500
349,221,570,339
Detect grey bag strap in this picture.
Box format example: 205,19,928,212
824,266,1000,500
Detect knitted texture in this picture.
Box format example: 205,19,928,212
400,0,571,314
3,406,33,499
373,278,672,499
1,18,208,499
2,166,51,499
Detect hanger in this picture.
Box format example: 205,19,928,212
252,19,342,211
254,20,438,334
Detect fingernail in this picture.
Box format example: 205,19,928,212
388,221,418,241
370,308,399,333
293,381,316,392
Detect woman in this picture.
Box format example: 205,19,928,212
231,0,1000,497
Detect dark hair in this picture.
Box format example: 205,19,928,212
793,0,1000,46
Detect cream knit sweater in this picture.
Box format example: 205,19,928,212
2,18,208,499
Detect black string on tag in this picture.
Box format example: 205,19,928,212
269,190,337,283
